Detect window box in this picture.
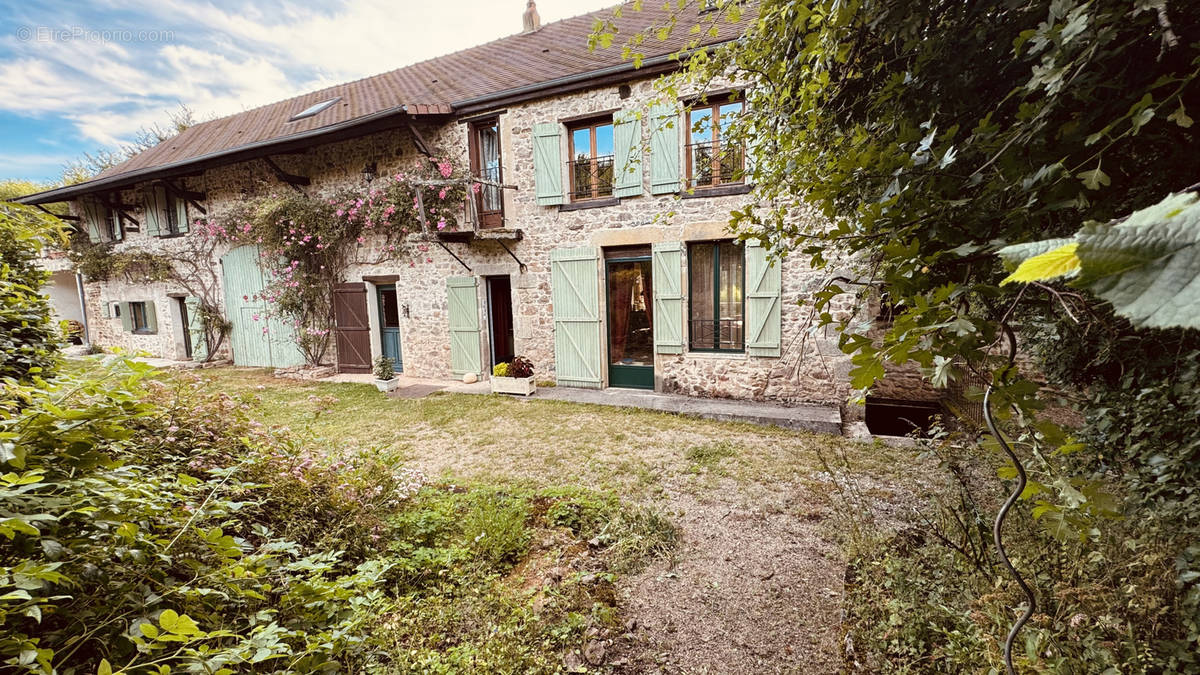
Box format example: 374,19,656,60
490,374,536,396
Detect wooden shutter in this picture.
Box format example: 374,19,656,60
652,242,683,354
551,246,603,388
81,199,104,242
745,240,782,357
118,302,133,332
101,301,111,319
175,193,189,233
613,110,642,198
532,122,564,206
143,185,164,237
447,277,482,376
185,296,208,361
144,301,158,334
649,104,681,195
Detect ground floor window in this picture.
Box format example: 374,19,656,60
130,301,152,333
688,241,744,351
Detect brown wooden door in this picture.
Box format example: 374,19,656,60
333,282,371,374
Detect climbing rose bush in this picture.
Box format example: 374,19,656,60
197,156,468,365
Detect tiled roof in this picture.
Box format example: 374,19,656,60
93,2,744,183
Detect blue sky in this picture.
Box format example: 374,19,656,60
0,0,615,184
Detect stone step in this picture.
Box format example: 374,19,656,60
522,386,843,436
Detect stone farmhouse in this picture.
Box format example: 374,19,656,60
19,2,862,406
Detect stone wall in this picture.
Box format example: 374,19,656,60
73,75,860,404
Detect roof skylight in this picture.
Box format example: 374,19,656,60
288,97,341,122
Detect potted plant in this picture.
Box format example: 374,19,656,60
490,356,536,396
373,355,399,392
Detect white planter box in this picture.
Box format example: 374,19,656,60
374,378,399,393
491,375,536,396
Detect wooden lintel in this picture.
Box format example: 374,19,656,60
36,204,80,221
165,181,206,201
407,121,433,157
262,157,310,186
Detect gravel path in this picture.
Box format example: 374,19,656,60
612,481,846,674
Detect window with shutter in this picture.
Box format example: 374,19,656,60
745,240,782,357
688,240,745,352
652,242,683,354
649,104,681,195
613,110,643,199
532,123,564,206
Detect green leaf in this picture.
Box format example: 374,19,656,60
1000,242,1080,285
158,609,202,636
1167,102,1194,128
140,623,160,639
1073,191,1200,328
98,659,113,675
997,237,1074,270
1078,167,1111,191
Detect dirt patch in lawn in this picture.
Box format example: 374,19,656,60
608,480,845,674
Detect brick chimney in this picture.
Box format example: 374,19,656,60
522,0,541,33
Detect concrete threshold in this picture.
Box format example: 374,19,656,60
513,386,842,436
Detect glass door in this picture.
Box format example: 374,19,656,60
605,257,654,389
377,285,403,372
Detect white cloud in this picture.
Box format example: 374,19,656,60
0,0,618,157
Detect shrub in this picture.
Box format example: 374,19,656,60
373,355,396,380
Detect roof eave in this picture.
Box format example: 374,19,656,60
14,104,433,205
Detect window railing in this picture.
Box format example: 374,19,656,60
689,318,744,352
686,141,745,189
568,155,615,201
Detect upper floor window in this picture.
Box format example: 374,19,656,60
689,240,744,352
686,98,744,189
469,118,504,229
568,117,615,201
103,207,123,241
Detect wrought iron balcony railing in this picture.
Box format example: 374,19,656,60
686,140,745,189
689,318,744,352
568,154,615,201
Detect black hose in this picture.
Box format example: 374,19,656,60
986,327,1036,674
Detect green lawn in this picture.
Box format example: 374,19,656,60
190,366,910,500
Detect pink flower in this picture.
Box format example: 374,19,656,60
438,188,447,200
438,160,453,178
436,219,447,230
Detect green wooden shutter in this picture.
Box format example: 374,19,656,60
186,296,207,361
447,276,482,376
101,301,111,319
143,302,158,334
532,122,564,206
81,199,104,242
652,242,683,354
143,185,163,237
613,110,642,198
551,246,603,388
745,240,782,357
118,302,133,332
649,104,681,195
175,193,189,233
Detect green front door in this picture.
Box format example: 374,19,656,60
606,257,654,389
